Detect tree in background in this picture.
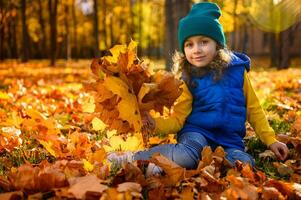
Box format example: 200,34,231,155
38,0,47,58
0,0,300,69
21,0,29,62
246,0,301,69
164,0,190,70
0,0,3,60
72,0,78,59
64,1,71,60
48,0,58,66
93,0,100,57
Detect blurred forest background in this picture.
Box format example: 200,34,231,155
1,0,301,69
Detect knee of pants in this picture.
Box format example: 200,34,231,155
225,149,255,167
178,132,208,156
171,144,200,169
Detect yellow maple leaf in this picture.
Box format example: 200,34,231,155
82,95,95,113
26,109,47,121
103,76,141,132
106,129,117,138
1,111,23,128
88,148,106,163
126,40,138,70
83,159,94,172
104,44,127,63
38,140,57,157
128,40,138,51
104,134,143,152
91,117,107,131
0,91,10,99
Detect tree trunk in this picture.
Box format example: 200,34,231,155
110,13,114,47
0,0,4,60
72,0,78,59
8,13,13,58
138,0,143,56
21,0,29,62
129,0,134,43
38,0,47,58
164,0,190,71
64,3,71,60
11,11,18,58
269,0,280,68
48,0,58,66
270,30,291,69
93,0,99,57
102,0,107,49
278,28,291,69
231,0,238,50
164,0,175,70
270,33,279,67
241,23,249,53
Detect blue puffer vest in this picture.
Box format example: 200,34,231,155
179,52,251,151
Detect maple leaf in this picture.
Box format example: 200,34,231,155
103,134,144,152
261,186,286,200
179,185,195,199
91,117,107,131
117,182,142,194
0,91,10,100
0,126,22,152
68,175,108,199
8,162,69,193
36,166,68,192
292,117,301,138
38,140,57,157
223,175,258,200
0,191,24,200
150,153,185,186
290,173,301,184
87,147,106,164
264,179,295,198
103,76,142,133
139,70,183,114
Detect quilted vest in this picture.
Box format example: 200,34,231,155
179,52,251,150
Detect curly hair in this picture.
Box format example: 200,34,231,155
172,45,232,87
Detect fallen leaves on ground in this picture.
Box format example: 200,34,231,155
0,44,301,199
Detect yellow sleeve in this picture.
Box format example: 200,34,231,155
244,71,277,146
152,82,193,135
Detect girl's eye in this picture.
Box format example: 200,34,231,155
200,40,208,45
185,43,193,48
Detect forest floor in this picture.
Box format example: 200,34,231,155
0,57,301,199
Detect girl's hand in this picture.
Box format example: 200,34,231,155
269,141,289,161
141,111,156,133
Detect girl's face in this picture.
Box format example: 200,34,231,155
184,35,217,68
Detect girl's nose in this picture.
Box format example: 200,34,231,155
193,45,201,53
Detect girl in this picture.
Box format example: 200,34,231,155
108,2,288,175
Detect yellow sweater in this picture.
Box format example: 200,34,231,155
153,70,277,146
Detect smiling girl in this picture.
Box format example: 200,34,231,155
108,2,289,176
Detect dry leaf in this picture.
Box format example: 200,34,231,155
150,153,185,186
68,175,108,199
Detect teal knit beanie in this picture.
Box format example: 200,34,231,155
178,2,226,53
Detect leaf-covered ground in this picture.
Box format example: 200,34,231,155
0,54,301,199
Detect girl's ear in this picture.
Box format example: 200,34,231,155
215,48,219,57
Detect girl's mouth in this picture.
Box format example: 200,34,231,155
194,56,205,60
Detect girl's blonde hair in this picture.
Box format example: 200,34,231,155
172,45,232,87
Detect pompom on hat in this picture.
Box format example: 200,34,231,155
178,2,226,52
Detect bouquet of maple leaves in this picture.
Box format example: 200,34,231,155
84,41,183,144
